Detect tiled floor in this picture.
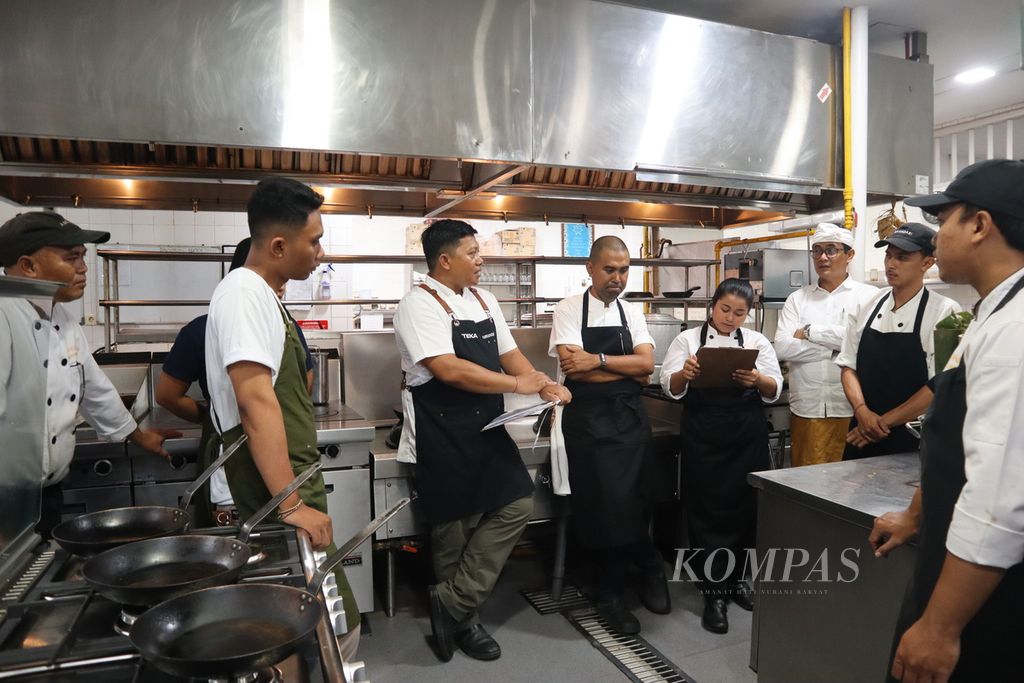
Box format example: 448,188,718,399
356,543,758,683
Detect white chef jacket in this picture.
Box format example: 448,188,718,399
660,324,783,403
835,286,962,378
774,276,876,419
545,290,657,495
944,267,1024,568
393,275,517,463
0,299,136,485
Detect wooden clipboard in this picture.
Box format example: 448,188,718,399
689,347,759,389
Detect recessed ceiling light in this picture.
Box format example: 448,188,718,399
954,67,996,85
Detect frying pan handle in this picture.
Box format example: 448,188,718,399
178,434,249,514
237,463,324,543
308,497,412,596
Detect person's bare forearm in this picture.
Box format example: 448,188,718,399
921,553,1005,638
237,388,302,507
566,369,627,383
882,385,934,429
428,356,517,394
841,366,867,410
155,373,201,423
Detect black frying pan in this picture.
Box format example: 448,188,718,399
52,435,248,556
130,497,412,680
81,463,321,608
661,286,701,298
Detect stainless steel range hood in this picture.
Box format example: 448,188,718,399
0,0,932,217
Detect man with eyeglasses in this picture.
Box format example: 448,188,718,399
865,159,1024,682
835,222,961,459
775,224,876,466
0,211,177,539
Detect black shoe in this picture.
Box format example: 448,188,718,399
639,569,672,615
701,598,729,634
731,581,754,612
428,585,456,662
454,624,501,661
597,600,641,635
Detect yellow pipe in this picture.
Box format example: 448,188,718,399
714,230,815,286
842,7,854,230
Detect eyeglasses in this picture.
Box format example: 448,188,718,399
811,246,846,258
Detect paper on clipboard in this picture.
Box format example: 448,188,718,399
689,347,759,389
482,400,557,431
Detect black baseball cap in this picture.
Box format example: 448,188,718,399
905,159,1024,219
0,211,110,267
874,222,936,255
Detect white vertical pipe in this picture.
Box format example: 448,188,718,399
987,125,995,160
950,133,958,178
968,129,976,164
1007,119,1015,158
850,6,870,282
934,137,942,185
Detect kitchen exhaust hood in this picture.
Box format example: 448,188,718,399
0,0,932,222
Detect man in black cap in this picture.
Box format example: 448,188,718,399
868,159,1024,682
0,210,177,537
835,222,960,458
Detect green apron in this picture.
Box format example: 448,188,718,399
190,404,217,528
212,305,360,633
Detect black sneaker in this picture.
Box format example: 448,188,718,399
597,600,641,635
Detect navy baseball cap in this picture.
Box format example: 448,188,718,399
0,210,110,267
874,222,936,255
905,159,1024,219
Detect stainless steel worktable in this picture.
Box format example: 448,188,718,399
747,454,920,683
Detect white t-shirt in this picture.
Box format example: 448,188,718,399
392,275,517,463
834,285,962,378
547,291,656,365
660,324,784,403
205,268,290,504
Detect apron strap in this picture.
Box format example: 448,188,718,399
468,287,492,318
991,273,1024,315
912,288,930,336
859,292,891,348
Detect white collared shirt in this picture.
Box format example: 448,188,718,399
547,290,655,368
0,299,136,485
944,267,1024,569
392,275,517,463
835,285,962,378
774,277,876,418
660,324,783,403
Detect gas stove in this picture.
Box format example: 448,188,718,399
0,525,326,682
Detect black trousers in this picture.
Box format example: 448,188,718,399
36,482,64,540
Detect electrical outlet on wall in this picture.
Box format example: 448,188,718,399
85,314,97,325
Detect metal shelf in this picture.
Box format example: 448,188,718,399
95,250,717,349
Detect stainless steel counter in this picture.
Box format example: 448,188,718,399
748,452,920,526
748,454,920,683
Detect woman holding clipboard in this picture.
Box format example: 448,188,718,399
660,278,783,634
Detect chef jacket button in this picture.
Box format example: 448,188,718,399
51,436,57,445
876,314,882,319
709,334,714,339
61,359,68,366
54,325,59,331
897,322,904,328
47,398,52,406
70,394,77,402
43,360,48,368
34,322,41,330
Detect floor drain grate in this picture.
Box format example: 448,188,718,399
521,585,592,615
567,607,697,683
522,586,697,682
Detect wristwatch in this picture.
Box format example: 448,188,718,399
599,352,608,367
802,323,812,339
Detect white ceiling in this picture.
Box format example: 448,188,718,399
612,0,1024,127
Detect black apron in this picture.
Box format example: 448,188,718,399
844,289,930,460
561,294,652,549
887,276,1024,683
410,285,534,524
679,324,770,587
